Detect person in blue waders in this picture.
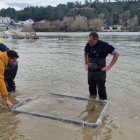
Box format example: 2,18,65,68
84,32,119,100
0,39,18,92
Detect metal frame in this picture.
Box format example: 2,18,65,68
11,93,110,128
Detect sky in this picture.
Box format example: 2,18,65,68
0,0,86,10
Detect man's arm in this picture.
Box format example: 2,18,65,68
84,53,88,71
0,79,14,109
101,51,119,71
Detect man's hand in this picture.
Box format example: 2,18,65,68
101,65,112,72
85,64,88,71
101,51,119,72
6,99,14,109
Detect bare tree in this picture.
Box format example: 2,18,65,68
129,15,139,29
89,18,103,31
62,17,74,31
98,13,105,20
119,11,131,31
71,15,88,31
21,25,35,32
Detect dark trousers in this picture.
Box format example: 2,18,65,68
88,79,107,100
4,61,18,92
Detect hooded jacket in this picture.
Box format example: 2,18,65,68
0,44,9,52
0,51,8,100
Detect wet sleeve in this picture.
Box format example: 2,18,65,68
0,79,8,100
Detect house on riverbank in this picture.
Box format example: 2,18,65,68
0,17,11,24
0,17,11,31
17,19,34,26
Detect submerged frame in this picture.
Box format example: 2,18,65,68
11,93,110,128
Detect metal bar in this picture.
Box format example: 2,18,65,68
11,93,110,128
13,98,33,109
49,93,106,104
11,108,100,128
95,101,110,126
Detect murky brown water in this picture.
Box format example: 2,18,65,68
0,32,140,140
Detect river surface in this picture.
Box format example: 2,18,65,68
0,32,140,140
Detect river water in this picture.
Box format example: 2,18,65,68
0,32,140,140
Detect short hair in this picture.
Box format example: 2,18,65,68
7,50,19,59
89,31,99,38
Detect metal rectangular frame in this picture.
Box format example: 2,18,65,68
11,93,110,128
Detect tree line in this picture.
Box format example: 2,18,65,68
31,14,138,32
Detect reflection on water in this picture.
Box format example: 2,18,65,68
0,97,24,140
78,100,103,122
81,117,112,140
0,32,140,140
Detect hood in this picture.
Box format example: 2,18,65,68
0,51,8,66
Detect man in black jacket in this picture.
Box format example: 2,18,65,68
0,39,18,92
84,32,119,100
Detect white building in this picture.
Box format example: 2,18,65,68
0,17,11,24
18,19,34,25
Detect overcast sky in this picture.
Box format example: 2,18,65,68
0,0,86,10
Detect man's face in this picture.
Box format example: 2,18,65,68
8,58,17,65
88,35,98,46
